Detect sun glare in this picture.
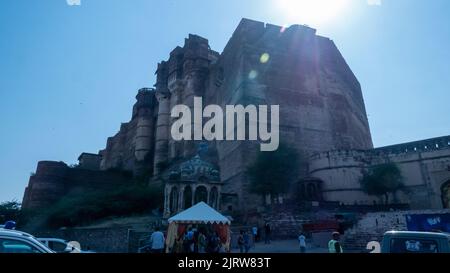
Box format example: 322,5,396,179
276,0,351,27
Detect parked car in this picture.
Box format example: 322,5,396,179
38,238,96,253
0,229,54,253
381,231,450,253
38,238,80,253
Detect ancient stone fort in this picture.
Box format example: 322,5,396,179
22,19,450,222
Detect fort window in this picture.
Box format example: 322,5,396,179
298,178,323,202
194,186,208,204
183,186,192,209
307,184,317,200
169,187,179,214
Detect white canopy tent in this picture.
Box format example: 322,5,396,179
165,202,231,252
168,202,231,224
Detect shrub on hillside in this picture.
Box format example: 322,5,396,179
45,184,162,228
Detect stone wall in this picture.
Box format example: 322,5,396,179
34,227,131,253
343,209,450,250
99,88,158,174
22,161,133,210
309,136,450,209
77,153,102,170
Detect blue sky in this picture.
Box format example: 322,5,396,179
0,0,449,202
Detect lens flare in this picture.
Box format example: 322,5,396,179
276,0,351,27
248,70,258,80
260,53,270,64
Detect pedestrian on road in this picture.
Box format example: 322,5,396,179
207,232,220,253
198,230,207,253
185,227,195,253
298,232,306,253
243,230,251,253
264,223,271,244
328,231,343,253
238,230,245,253
252,226,258,243
150,227,165,253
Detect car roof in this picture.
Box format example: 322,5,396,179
0,229,35,238
0,229,55,253
385,230,450,239
37,238,67,243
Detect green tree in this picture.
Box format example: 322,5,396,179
360,163,404,204
247,144,300,204
0,200,21,224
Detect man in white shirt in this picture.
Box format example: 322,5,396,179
298,232,306,253
150,227,165,253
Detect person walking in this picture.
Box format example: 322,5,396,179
198,231,207,253
149,227,165,253
298,232,306,253
252,226,258,243
243,230,251,253
264,223,271,244
207,232,220,253
185,227,195,253
328,232,343,253
238,230,245,253
193,228,199,253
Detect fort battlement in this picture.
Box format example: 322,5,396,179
372,135,450,155
310,135,450,161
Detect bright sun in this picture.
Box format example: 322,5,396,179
276,0,351,27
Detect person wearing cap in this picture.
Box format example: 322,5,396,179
328,231,343,253
3,221,16,230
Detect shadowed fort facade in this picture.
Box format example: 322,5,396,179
22,19,450,218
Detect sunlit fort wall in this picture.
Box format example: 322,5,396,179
309,136,450,209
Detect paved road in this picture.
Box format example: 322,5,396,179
231,240,328,253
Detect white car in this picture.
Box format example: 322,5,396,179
38,238,82,253
0,229,54,253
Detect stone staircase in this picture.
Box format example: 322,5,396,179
260,204,332,239
343,230,383,251
342,211,408,251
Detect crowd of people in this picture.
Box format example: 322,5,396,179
143,226,227,253
143,223,345,254
172,227,225,253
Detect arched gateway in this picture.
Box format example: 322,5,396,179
163,155,223,217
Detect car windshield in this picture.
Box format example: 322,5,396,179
48,240,68,252
390,238,439,253
0,238,42,253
